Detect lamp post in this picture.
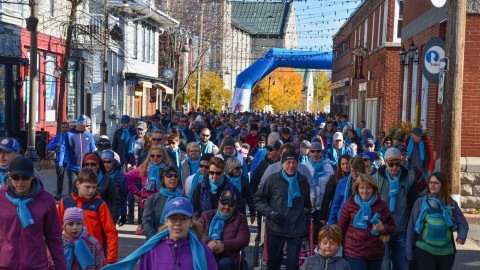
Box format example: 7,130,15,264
195,0,204,109
408,41,418,64
99,0,109,136
26,0,39,161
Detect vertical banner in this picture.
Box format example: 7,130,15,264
231,87,251,112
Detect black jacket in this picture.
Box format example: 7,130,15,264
112,126,136,164
254,170,311,238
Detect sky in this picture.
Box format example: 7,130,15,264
293,0,361,52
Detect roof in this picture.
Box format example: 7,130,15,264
231,1,291,36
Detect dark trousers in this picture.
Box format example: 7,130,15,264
215,254,235,270
56,164,66,195
346,258,382,270
414,247,455,270
267,234,303,270
313,210,324,245
66,170,78,194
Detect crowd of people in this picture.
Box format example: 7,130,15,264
0,110,470,270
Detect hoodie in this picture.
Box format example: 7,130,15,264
301,246,350,270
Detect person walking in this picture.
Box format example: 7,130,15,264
47,122,69,199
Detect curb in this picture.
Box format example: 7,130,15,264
464,214,480,225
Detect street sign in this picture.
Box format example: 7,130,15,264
438,72,445,104
440,57,449,72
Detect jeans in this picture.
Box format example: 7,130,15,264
346,258,382,270
56,163,66,195
216,255,235,270
381,231,408,270
267,234,303,270
66,170,78,194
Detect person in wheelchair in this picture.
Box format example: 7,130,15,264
198,190,250,270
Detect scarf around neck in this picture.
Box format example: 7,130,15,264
227,174,242,192
102,229,207,270
188,158,200,175
121,127,131,142
200,140,213,154
6,193,34,228
159,187,184,224
407,136,425,161
209,175,225,194
189,171,205,199
385,169,401,213
147,162,165,188
332,145,346,163
352,194,376,230
414,196,454,235
342,174,354,204
310,157,326,184
64,228,95,270
281,169,301,207
208,210,233,240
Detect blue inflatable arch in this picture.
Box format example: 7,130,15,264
230,48,332,112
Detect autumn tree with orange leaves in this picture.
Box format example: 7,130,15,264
251,68,304,112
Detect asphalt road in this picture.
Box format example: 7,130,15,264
35,167,479,269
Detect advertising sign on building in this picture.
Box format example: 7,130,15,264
421,37,445,83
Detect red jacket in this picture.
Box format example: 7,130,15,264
244,133,259,151
199,210,250,269
338,195,395,261
58,193,118,263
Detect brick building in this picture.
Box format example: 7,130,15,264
330,0,404,137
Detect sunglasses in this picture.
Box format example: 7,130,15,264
83,162,98,167
151,138,162,141
363,158,371,162
102,160,113,164
209,171,223,176
199,164,209,169
388,162,401,168
310,150,321,153
234,166,242,171
10,175,32,181
220,200,235,207
165,174,178,179
150,154,162,159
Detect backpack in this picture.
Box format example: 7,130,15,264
415,197,454,256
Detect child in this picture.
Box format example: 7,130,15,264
62,207,106,269
58,168,119,264
301,225,351,270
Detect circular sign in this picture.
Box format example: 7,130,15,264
431,0,447,8
421,37,445,83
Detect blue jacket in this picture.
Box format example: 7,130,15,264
328,176,351,225
47,132,68,166
63,129,96,171
323,145,354,170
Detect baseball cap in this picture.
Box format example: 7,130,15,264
9,156,34,177
412,127,423,137
220,190,237,205
266,140,283,151
164,197,194,218
136,121,147,131
363,138,375,146
362,152,376,162
0,137,20,152
300,140,311,149
384,147,402,161
333,132,343,141
77,115,91,126
310,142,323,150
121,115,130,123
160,165,178,179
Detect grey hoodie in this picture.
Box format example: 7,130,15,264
301,246,351,270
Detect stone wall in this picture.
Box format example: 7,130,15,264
460,157,480,209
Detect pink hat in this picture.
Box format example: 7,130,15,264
64,207,84,224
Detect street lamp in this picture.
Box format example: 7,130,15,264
399,47,408,66
408,41,418,64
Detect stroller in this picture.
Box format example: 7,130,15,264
253,215,315,269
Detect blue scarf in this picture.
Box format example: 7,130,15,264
147,162,165,188
102,229,207,270
370,213,381,236
352,194,376,230
300,154,308,164
127,135,137,154
188,171,205,199
0,170,6,188
159,187,184,224
332,145,346,163
208,210,233,240
209,176,225,194
6,193,34,228
97,171,104,185
385,169,400,213
227,174,242,193
407,136,425,161
310,157,326,184
170,149,180,169
64,229,95,270
414,196,454,235
343,175,353,204
281,169,301,208
188,158,200,175
199,141,213,155
121,127,131,142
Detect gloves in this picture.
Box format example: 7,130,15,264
268,211,284,223
117,215,127,227
56,166,65,176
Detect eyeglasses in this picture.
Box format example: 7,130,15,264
220,200,236,207
201,134,210,137
10,175,32,181
351,169,361,175
102,160,113,164
209,171,223,176
388,162,401,168
234,166,242,171
310,150,322,153
165,174,178,179
151,138,162,142
150,154,162,159
199,164,210,169
83,162,98,167
363,158,371,162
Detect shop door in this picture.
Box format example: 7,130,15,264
134,95,142,118
0,63,20,138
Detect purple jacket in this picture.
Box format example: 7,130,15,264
199,210,250,269
0,178,66,270
138,238,217,270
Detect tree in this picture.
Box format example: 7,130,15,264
251,68,304,112
183,71,232,111
311,71,332,112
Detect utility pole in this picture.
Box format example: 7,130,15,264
26,0,39,161
195,0,203,108
441,0,466,205
99,0,109,135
